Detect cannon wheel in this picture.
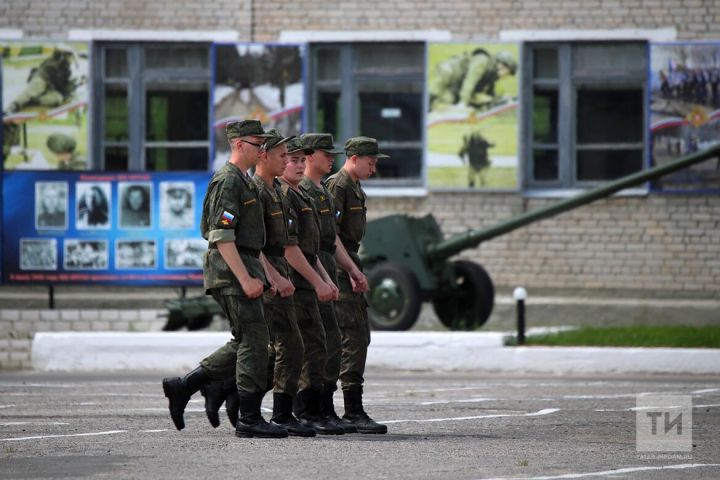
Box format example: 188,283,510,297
433,260,494,331
366,262,422,331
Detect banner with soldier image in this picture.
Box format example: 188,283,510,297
212,43,304,170
650,43,720,192
2,41,89,171
426,43,519,190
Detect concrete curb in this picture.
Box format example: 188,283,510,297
31,331,720,374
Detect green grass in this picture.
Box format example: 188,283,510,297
521,326,720,349
428,110,518,156
428,166,517,189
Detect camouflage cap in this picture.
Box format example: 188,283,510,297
286,137,314,155
46,133,77,155
344,136,389,158
300,133,343,154
260,129,294,151
225,120,274,140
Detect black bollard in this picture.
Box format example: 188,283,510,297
513,287,527,345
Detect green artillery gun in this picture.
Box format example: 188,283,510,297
361,145,720,331
163,146,720,332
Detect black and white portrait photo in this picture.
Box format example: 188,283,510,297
64,239,108,270
160,182,195,230
119,182,152,228
20,238,57,270
116,240,157,269
76,182,111,229
165,238,206,269
35,182,68,230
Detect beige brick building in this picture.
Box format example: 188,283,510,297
1,0,719,368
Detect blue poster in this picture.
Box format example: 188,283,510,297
2,170,211,286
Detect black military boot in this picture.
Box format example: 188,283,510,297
321,387,357,433
295,389,344,435
200,380,228,428
342,387,388,434
270,393,316,437
223,376,240,427
235,393,288,439
162,366,211,430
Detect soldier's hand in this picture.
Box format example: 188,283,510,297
327,281,339,301
314,281,335,303
350,270,369,293
241,277,265,299
276,276,295,298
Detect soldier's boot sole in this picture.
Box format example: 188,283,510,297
162,377,190,431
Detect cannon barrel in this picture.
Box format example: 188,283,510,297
426,145,720,261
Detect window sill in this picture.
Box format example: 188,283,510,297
523,186,649,199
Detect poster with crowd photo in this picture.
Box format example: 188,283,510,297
650,43,720,192
212,43,304,170
2,170,210,286
426,43,520,190
2,42,89,171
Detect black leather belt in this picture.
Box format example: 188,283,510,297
262,245,285,257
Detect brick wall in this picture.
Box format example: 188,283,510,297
1,0,719,40
367,192,720,294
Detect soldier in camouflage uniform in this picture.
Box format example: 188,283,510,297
299,133,369,433
429,49,517,110
162,120,288,439
279,139,344,435
7,46,79,113
458,131,495,188
326,136,388,434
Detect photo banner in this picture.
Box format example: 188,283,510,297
650,42,720,192
426,43,519,190
213,43,304,170
2,42,90,171
2,171,211,286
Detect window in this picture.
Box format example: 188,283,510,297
93,44,212,171
523,42,647,189
308,43,425,186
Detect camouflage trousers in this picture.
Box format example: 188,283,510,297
264,296,304,396
294,289,327,393
199,291,269,395
317,251,342,392
13,76,64,111
335,271,371,390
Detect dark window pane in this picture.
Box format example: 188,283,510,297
577,89,643,144
104,84,128,141
358,90,422,142
533,149,558,181
573,43,646,78
353,44,424,75
146,83,208,141
316,90,341,138
105,146,128,171
317,49,340,81
145,46,208,70
577,149,643,181
370,147,422,179
533,88,558,143
146,147,208,171
105,48,127,77
533,48,557,79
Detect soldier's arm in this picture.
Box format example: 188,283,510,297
334,236,368,292
315,258,339,300
260,252,294,298
216,242,263,298
285,246,334,302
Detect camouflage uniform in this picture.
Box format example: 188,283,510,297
8,49,77,113
278,177,327,394
253,174,304,396
199,161,269,394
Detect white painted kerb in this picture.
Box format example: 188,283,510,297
32,331,720,374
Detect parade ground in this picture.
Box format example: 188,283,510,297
1,370,719,479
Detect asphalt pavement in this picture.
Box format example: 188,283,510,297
1,370,719,479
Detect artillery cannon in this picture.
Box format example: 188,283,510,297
164,145,720,331
362,145,720,331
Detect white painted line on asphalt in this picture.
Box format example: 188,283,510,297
486,463,720,479
382,408,560,424
595,403,720,412
693,388,720,394
419,397,496,405
0,422,69,426
696,403,720,408
0,405,16,409
0,430,126,442
79,402,98,406
0,382,160,388
403,386,486,394
140,429,169,433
